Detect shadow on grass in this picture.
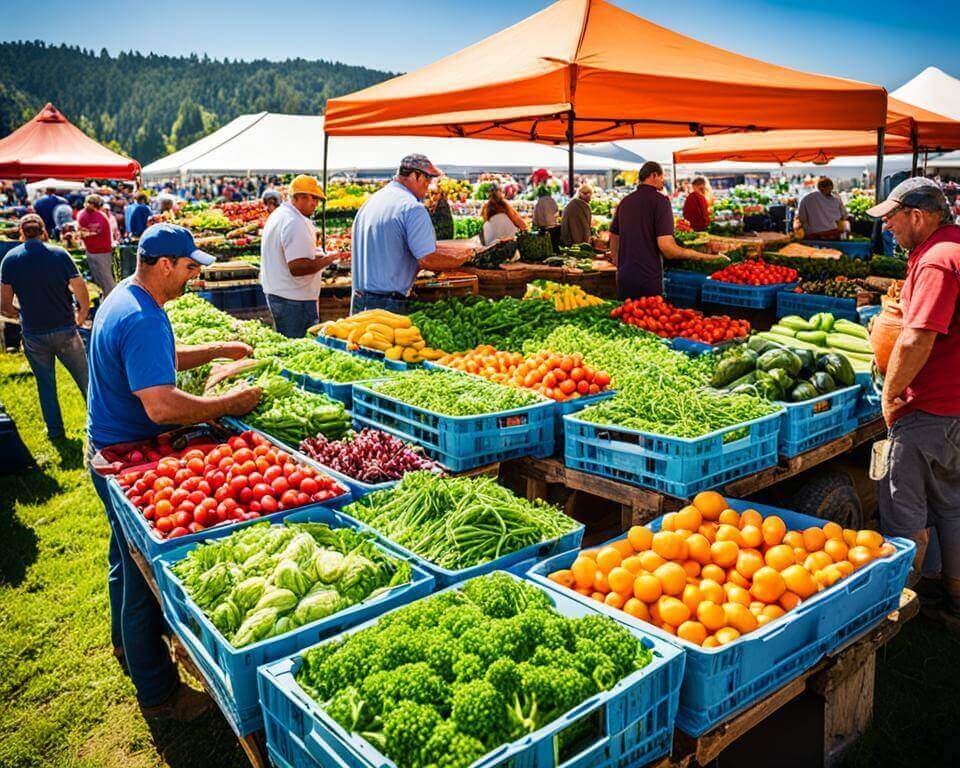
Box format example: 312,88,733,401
144,706,247,768
0,497,39,586
52,436,85,471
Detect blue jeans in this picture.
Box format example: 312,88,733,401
350,291,409,315
266,293,318,338
22,328,89,439
89,466,179,707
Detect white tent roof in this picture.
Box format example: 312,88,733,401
891,66,960,121
141,113,644,178
25,177,85,195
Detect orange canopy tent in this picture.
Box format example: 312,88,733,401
324,0,887,145
0,103,140,181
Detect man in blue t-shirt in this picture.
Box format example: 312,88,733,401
32,188,69,236
87,223,261,720
1,214,90,439
124,192,152,238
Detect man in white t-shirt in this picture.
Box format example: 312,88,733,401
260,175,340,337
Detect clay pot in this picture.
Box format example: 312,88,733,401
870,301,903,374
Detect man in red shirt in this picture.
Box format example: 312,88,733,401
682,177,711,232
77,194,116,296
868,177,960,617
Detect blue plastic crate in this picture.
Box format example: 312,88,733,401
663,279,700,308
776,385,860,457
564,410,782,497
314,334,415,366
528,500,914,736
156,507,435,736
257,571,685,768
669,337,736,356
351,380,555,472
801,239,872,259
858,304,882,326
775,291,859,323
324,500,584,589
664,269,710,287
701,279,799,309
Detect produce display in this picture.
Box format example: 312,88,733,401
869,255,907,279
319,310,443,363
434,346,611,402
797,276,867,299
516,229,554,262
294,573,653,768
709,258,798,286
256,337,392,383
470,238,517,268
299,429,443,484
668,256,732,274
758,313,873,374
766,253,869,280
115,431,346,541
365,370,543,416
522,280,605,311
170,520,411,648
547,491,896,647
612,296,751,345
454,216,483,239
710,335,856,402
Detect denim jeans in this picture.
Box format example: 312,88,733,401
266,293,319,338
89,466,179,707
22,328,89,439
350,291,409,315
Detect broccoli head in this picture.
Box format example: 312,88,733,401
460,573,552,619
360,662,450,717
422,722,489,768
382,700,441,767
485,658,522,698
451,679,506,747
323,685,370,733
452,653,486,684
572,614,642,678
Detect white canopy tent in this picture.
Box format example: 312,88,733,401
141,113,644,179
25,177,86,197
891,67,960,121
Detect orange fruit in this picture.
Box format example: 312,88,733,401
605,591,625,609
682,560,701,578
723,602,759,634
834,560,855,576
749,600,765,615
792,547,808,563
757,614,773,626
702,634,720,648
697,600,727,631
652,531,685,561
698,523,718,542
633,573,662,603
675,505,703,532
658,596,691,627
660,513,678,531
610,538,635,559
736,549,764,579
693,490,728,521
591,592,605,602
848,546,874,569
715,626,741,645
575,587,592,596
649,599,661,624
659,622,677,636
804,551,834,572
593,570,611,593
622,555,645,575
627,525,654,552
779,591,802,611
783,531,805,549
764,544,796,571
623,598,650,621
740,524,763,548
701,564,726,583
639,551,666,572
739,509,763,529
718,509,740,527
802,527,826,552
710,540,739,568
699,578,725,604
686,533,712,564
781,564,817,598
682,584,703,614
726,568,751,589
762,515,787,547
762,604,785,620
580,548,598,560
877,542,896,558
724,583,752,606
856,530,884,551
608,566,635,596
596,546,622,574
751,566,786,603
655,562,687,596
716,524,744,546
823,539,848,563
571,556,597,589
678,620,708,646
548,569,575,588
842,528,858,547
674,529,694,540
814,566,843,588
822,522,843,541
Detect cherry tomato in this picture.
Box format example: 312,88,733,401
296,492,311,507
238,486,254,504
252,483,272,499
173,510,192,528
229,475,248,493
287,470,304,489
233,448,254,465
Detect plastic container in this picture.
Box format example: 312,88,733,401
669,337,737,356
775,291,859,323
257,571,685,768
528,500,914,736
800,239,872,259
857,304,882,326
564,410,783,497
663,279,700,308
351,381,555,471
322,501,584,590
776,385,860,457
701,279,799,309
664,268,710,288
156,507,435,736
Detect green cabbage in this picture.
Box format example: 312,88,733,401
211,599,242,636
312,549,346,584
193,562,235,610
273,558,312,597
255,587,298,614
230,576,268,613
232,607,279,648
293,589,345,626
336,552,379,603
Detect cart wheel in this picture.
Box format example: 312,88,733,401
790,471,863,529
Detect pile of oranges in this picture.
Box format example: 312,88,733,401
547,491,896,648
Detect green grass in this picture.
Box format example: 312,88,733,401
0,350,957,767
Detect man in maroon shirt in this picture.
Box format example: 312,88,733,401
609,162,718,299
77,194,116,296
869,177,960,618
682,177,711,232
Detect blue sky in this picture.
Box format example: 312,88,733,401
4,0,959,90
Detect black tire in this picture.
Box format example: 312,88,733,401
790,470,864,529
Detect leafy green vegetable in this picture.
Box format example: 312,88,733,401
368,370,542,416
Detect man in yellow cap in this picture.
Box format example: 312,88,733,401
260,174,340,337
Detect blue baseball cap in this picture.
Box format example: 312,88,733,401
137,223,216,266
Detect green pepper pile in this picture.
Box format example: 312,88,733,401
765,253,870,280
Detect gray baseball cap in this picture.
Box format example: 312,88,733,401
399,153,441,177
867,177,949,218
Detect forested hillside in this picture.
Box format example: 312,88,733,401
0,41,393,163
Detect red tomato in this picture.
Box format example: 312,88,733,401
252,483,272,499
577,380,590,395
282,462,297,478
214,485,232,503
173,510,192,528
153,476,174,491
255,457,271,473
238,460,257,477
155,515,173,534
233,448,254,465
178,500,196,516
228,436,249,451
281,489,300,507
154,487,174,502
186,457,204,475
229,475,248,493
247,471,264,487
170,488,189,507
143,504,156,521
253,444,270,457
300,477,318,496
168,526,189,539
218,457,234,472
296,492,311,507
263,465,283,483
288,470,304,489
249,500,262,513
260,495,279,514
156,461,177,479
197,480,212,496
271,476,290,495
238,486,254,504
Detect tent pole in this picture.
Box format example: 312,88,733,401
672,156,678,194
923,149,928,175
321,132,328,250
567,110,575,197
875,127,885,202
910,125,919,177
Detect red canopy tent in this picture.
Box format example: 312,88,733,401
0,103,140,181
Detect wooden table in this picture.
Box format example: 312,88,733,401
508,418,885,530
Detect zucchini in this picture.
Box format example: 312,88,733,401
833,319,869,340
796,330,828,345
748,335,782,355
725,370,758,390
766,368,795,393
769,324,797,337
790,381,820,402
757,348,803,377
810,312,836,332
758,332,823,351
755,372,783,400
778,315,816,332
710,349,759,387
810,371,837,394
795,349,816,377
816,352,855,387
826,333,872,355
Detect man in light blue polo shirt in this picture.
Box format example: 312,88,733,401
351,154,470,314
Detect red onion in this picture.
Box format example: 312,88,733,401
299,429,443,483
